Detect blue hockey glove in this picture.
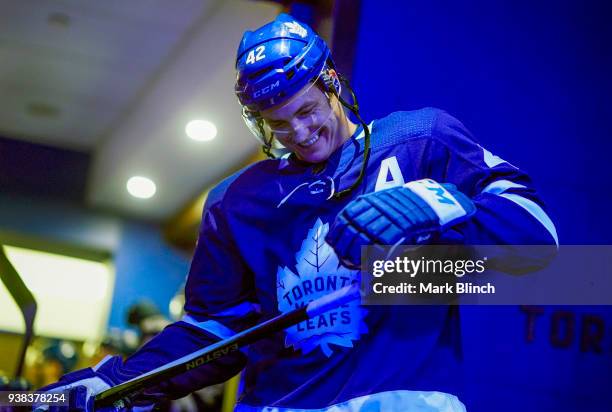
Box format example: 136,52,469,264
326,179,476,268
36,355,137,411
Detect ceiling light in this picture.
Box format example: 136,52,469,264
185,120,217,141
127,176,156,199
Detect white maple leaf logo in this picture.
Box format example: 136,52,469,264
276,218,368,357
284,21,308,38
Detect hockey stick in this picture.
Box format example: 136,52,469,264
0,244,37,379
94,283,360,410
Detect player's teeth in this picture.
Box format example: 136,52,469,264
300,134,320,147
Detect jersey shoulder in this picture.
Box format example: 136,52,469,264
205,158,281,210
370,107,442,148
371,107,473,148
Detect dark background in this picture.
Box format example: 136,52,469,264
348,1,612,410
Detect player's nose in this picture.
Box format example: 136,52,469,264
289,119,310,143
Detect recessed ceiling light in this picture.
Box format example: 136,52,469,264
127,176,156,199
185,120,217,141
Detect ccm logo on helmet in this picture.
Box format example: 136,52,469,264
253,80,280,98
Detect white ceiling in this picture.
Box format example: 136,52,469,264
0,0,279,219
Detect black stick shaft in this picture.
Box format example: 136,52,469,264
0,245,37,378
94,284,359,409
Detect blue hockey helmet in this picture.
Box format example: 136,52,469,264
235,13,333,113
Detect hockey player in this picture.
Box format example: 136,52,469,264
42,14,558,411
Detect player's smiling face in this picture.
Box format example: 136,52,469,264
261,84,344,164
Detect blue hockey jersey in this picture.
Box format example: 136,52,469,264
123,108,558,411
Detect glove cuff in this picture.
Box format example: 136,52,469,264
94,354,141,385
404,179,475,227
58,355,132,388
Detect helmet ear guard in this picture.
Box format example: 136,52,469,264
321,66,341,96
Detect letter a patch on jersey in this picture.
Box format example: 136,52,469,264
276,218,368,357
375,156,405,192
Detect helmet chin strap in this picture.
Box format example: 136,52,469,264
257,117,275,159
332,74,371,199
